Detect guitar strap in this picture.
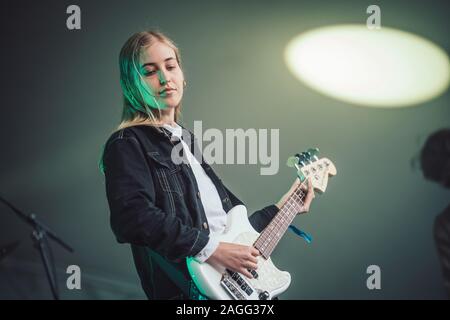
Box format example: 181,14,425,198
288,225,313,243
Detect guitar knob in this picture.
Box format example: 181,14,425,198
258,291,270,300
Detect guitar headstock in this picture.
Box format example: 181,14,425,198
287,148,337,193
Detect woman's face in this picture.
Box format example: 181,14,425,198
140,41,184,110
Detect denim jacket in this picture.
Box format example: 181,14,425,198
102,124,279,299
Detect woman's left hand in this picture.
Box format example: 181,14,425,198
276,177,315,214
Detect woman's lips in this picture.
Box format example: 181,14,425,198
160,88,176,96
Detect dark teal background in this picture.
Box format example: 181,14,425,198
0,0,449,299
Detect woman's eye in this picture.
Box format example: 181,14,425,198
167,65,176,70
145,70,156,76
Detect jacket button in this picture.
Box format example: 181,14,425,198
202,222,208,230
197,191,201,199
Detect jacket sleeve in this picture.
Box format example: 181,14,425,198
222,184,279,233
103,135,209,261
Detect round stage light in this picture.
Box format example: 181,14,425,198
284,25,450,108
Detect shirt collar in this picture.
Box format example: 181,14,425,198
162,123,183,141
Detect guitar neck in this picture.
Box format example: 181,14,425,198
253,183,306,259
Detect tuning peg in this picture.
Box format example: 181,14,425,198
304,151,315,163
289,153,306,182
286,156,300,168
295,153,307,166
301,152,313,165
306,148,320,160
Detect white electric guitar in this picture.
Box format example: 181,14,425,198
186,148,337,300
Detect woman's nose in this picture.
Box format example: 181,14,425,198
158,70,169,85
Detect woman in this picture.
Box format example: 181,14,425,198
101,31,315,299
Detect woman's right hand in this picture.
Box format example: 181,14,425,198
206,242,260,279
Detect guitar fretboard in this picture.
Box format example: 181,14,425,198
254,183,306,259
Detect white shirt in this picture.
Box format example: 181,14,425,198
162,123,226,262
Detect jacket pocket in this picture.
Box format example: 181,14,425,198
146,151,184,197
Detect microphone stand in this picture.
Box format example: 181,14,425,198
0,195,74,300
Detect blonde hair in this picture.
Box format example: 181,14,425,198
99,31,184,174
117,30,183,130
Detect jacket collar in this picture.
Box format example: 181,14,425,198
135,123,195,143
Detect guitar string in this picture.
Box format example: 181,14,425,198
254,182,307,256
262,187,306,256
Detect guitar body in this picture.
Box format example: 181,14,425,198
186,205,291,300
187,152,337,300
